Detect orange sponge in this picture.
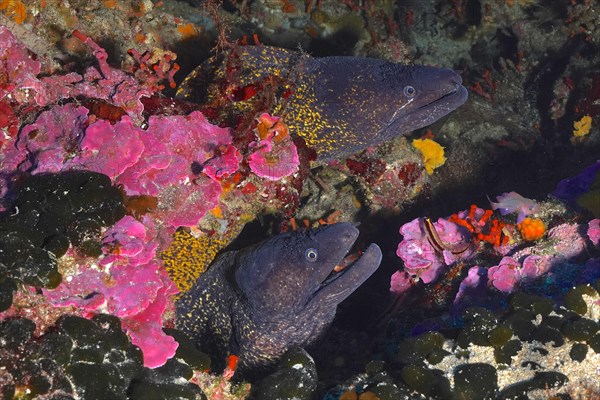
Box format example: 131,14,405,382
517,217,546,241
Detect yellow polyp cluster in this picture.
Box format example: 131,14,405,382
517,217,546,241
0,0,27,24
161,228,237,295
412,138,446,175
573,115,592,137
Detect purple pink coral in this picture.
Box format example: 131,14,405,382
44,216,179,368
588,219,600,246
248,113,299,181
396,217,472,284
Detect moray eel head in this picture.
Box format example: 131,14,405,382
234,222,382,318
384,65,468,132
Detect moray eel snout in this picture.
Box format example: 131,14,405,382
176,222,382,378
235,222,382,315
386,66,468,134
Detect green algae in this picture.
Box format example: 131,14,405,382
0,315,207,399
511,293,554,316
164,328,211,372
569,343,588,362
0,171,126,311
426,348,451,365
252,347,317,400
561,317,598,341
498,371,568,399
487,324,513,347
563,284,597,315
453,363,498,400
494,339,523,365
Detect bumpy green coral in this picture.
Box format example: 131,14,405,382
0,316,208,399
324,284,600,400
251,347,318,400
0,171,125,310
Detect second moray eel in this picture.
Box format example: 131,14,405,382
178,46,468,162
175,223,382,379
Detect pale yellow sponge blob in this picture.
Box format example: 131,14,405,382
573,115,592,137
412,138,446,175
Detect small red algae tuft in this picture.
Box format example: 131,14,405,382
346,158,387,184
0,101,19,146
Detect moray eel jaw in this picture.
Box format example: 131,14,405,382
384,67,468,137
308,241,382,308
234,222,382,317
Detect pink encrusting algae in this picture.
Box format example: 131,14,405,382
588,218,600,246
43,216,179,367
393,195,598,303
0,25,312,369
0,27,157,121
248,113,300,180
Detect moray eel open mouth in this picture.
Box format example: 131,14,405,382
308,224,382,307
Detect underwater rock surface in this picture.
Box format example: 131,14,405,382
1,0,599,398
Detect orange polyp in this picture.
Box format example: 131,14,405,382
480,209,494,225
517,217,546,241
468,204,477,220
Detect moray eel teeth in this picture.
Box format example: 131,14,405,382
309,242,381,308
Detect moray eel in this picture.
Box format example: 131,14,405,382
175,222,382,378
177,46,468,162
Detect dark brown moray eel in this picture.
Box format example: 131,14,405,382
175,223,382,379
177,45,468,162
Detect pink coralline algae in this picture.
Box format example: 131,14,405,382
547,223,587,258
0,27,174,121
487,256,522,293
588,219,600,246
248,113,299,180
117,111,239,227
0,26,249,369
454,266,487,304
16,104,90,174
0,25,46,104
396,217,472,284
490,191,540,223
44,216,179,368
0,100,19,146
389,270,414,295
4,104,239,228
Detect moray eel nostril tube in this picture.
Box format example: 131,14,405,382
175,222,382,379
177,45,468,162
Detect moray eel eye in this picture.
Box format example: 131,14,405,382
305,248,318,262
403,85,416,98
